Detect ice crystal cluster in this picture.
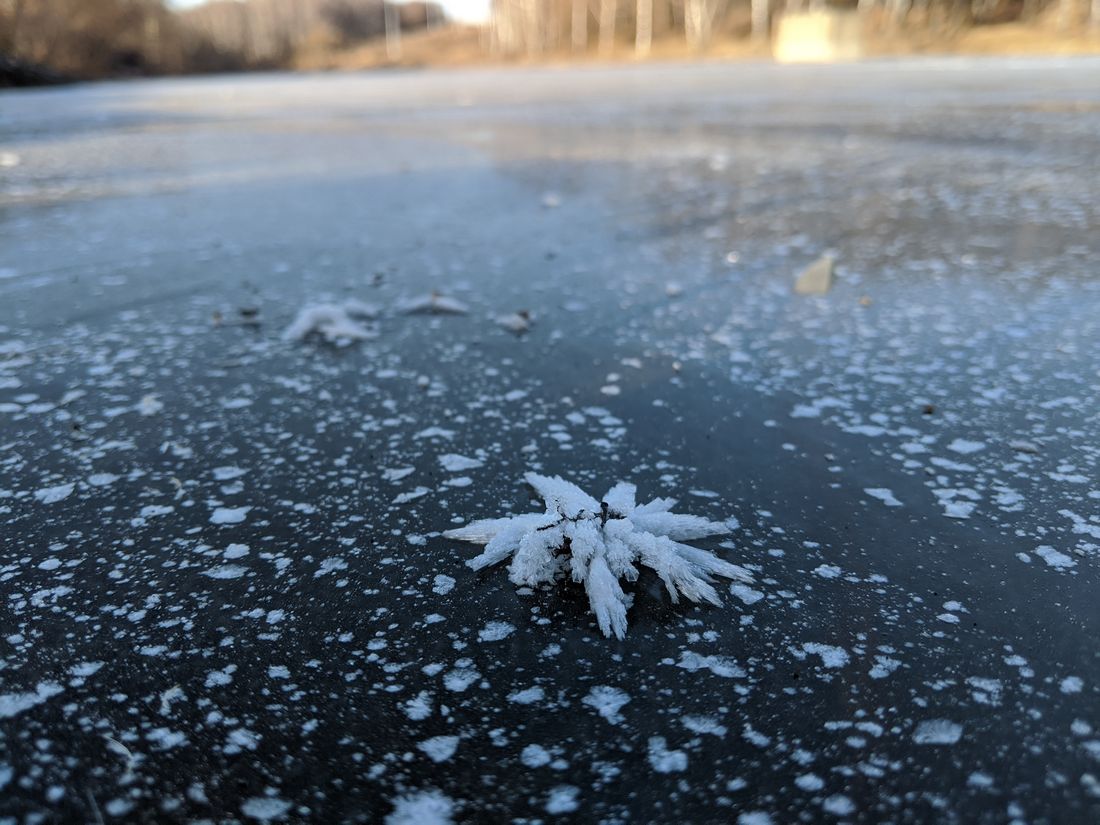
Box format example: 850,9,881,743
444,473,751,638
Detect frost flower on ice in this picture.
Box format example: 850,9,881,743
443,473,751,639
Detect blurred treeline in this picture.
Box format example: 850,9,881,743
0,0,446,81
492,0,1100,53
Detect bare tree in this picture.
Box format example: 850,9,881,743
635,0,652,55
684,0,725,49
572,0,588,49
599,0,617,54
751,0,769,40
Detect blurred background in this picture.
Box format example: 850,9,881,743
2,0,1099,84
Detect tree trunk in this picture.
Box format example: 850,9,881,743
751,0,769,40
599,0,617,55
572,0,588,49
635,0,652,55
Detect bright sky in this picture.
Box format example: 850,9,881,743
168,0,490,25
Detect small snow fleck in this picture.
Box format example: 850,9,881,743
795,773,824,791
864,488,902,507
813,564,841,579
385,791,454,825
202,565,248,580
478,621,515,642
438,454,483,472
210,506,250,525
545,786,580,814
507,687,544,705
432,575,456,595
647,737,687,773
582,686,631,725
729,583,764,604
1061,676,1084,694
802,643,849,668
35,484,74,504
521,744,552,768
1035,545,1075,570
822,795,855,816
0,682,64,719
676,650,747,678
240,797,291,822
418,735,460,763
948,439,986,454
912,719,963,745
403,691,433,721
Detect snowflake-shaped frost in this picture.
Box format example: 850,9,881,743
443,473,751,639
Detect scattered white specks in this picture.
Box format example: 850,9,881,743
912,719,963,745
418,735,460,763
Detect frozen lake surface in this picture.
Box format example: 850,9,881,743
2,58,1100,822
